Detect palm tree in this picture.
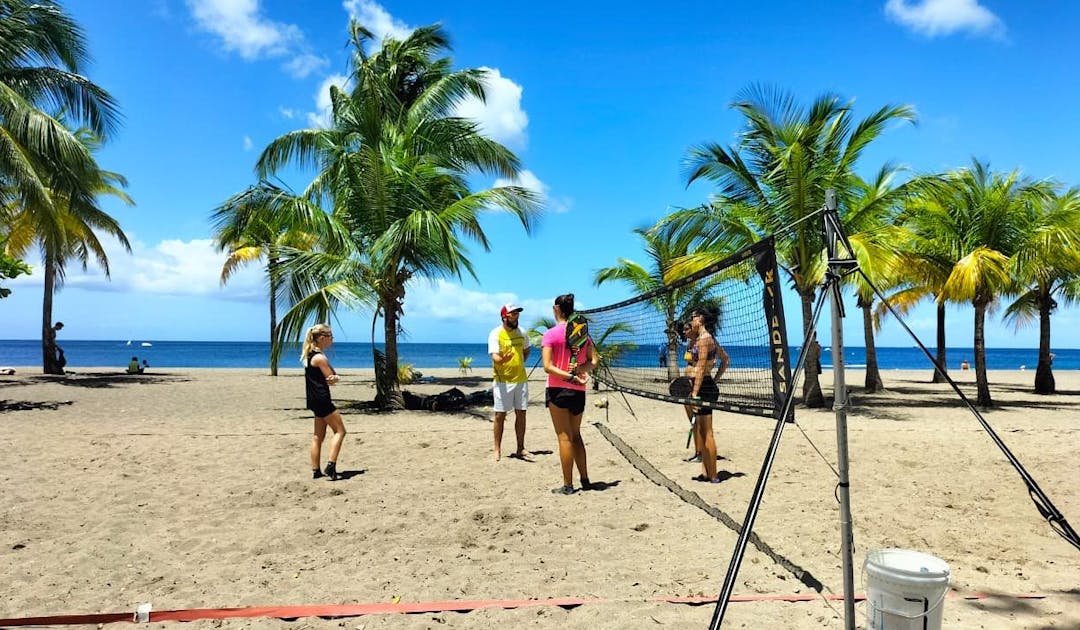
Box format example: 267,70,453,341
588,320,637,390
682,85,916,406
842,167,912,392
0,0,119,212
211,181,328,376
1,1,123,373
875,174,960,383
4,126,132,373
594,223,721,380
928,159,1053,406
256,22,540,407
1002,188,1080,394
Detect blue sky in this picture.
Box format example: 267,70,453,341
5,0,1080,348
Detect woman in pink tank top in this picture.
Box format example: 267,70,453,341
541,293,599,495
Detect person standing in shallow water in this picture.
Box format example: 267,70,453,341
302,324,346,480
542,293,599,495
488,303,530,461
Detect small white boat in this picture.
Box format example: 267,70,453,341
141,342,152,347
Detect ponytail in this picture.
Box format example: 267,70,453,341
300,323,332,366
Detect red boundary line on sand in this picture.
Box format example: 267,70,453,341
0,593,1047,626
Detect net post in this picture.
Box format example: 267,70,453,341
825,188,857,630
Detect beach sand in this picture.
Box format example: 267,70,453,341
1,366,1078,629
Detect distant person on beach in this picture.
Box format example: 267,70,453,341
303,324,345,481
127,356,144,374
658,343,667,367
488,303,530,461
44,321,65,374
142,359,150,371
961,360,970,371
686,305,727,484
542,293,598,495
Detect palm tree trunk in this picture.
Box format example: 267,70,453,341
268,258,279,377
381,304,403,409
1034,291,1055,394
931,302,948,383
974,302,992,407
41,262,61,375
861,301,883,393
800,292,825,408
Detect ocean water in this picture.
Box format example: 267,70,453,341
0,339,1076,371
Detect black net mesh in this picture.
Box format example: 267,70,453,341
582,237,793,419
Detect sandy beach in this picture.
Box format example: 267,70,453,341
1,365,1078,629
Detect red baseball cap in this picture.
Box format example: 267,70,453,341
500,303,524,317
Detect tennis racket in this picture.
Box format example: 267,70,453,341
565,313,591,381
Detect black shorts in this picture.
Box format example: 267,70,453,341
695,376,719,416
308,399,337,418
545,387,586,416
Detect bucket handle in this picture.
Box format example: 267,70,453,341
860,566,949,623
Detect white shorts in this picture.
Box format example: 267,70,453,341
493,381,529,412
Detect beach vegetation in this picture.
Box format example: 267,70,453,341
3,123,132,374
911,159,1053,407
397,362,421,384
527,317,555,348
457,357,473,375
250,21,541,408
0,0,126,374
1002,187,1080,394
0,0,120,212
678,84,916,406
589,320,637,390
211,181,328,376
594,223,727,381
838,168,914,393
873,174,960,384
0,235,31,298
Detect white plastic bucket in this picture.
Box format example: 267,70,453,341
864,548,951,630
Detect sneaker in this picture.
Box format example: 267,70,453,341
312,468,324,479
551,485,576,496
580,477,592,490
685,453,702,463
324,461,339,481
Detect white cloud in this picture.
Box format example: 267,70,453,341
242,135,253,150
884,0,1005,38
186,0,300,59
307,73,350,128
283,52,328,79
186,0,328,76
404,279,519,321
402,280,553,332
454,67,529,149
278,106,296,119
342,0,413,45
11,234,265,301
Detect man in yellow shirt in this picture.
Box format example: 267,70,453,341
488,304,530,460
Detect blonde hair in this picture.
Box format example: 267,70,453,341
301,324,333,366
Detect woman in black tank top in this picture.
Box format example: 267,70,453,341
302,324,347,480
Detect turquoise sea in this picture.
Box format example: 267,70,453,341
0,340,1076,371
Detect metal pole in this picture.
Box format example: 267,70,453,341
825,189,857,629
